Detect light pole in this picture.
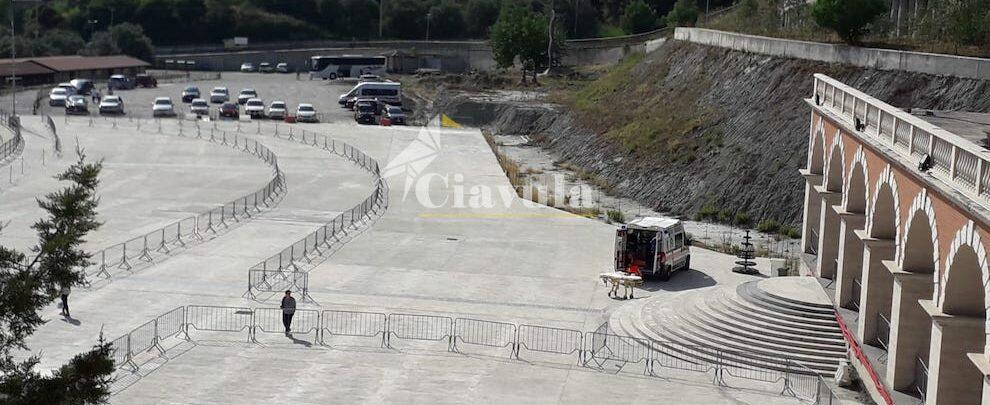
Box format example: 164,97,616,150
378,0,383,38
8,0,42,115
425,11,431,41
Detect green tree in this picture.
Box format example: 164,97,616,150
80,31,121,56
31,30,86,56
429,0,468,39
489,3,551,83
0,154,114,404
620,0,657,33
338,0,380,39
665,0,698,27
384,0,431,39
810,0,886,44
465,0,500,37
946,0,990,46
108,23,154,61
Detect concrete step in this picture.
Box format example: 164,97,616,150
736,283,837,321
707,289,845,338
691,296,846,350
738,281,837,316
610,297,837,376
670,307,847,360
721,293,839,328
644,296,844,365
761,284,835,310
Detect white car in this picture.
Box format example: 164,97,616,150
240,62,256,72
56,82,77,95
49,87,69,106
296,103,318,123
244,98,265,119
210,87,229,103
237,89,258,105
267,100,287,120
189,98,210,116
98,95,124,115
152,97,176,117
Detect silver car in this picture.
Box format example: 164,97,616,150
189,98,210,116
267,100,287,120
99,95,124,115
152,97,176,117
210,87,229,104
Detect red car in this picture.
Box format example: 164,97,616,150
219,102,239,119
135,73,157,88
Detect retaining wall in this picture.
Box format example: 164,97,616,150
673,27,990,80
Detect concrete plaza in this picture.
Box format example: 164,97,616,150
2,75,805,404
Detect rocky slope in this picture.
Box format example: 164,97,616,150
418,40,990,225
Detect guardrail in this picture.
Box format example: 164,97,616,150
242,123,388,301
813,74,990,208
57,116,286,280
108,305,842,404
0,111,22,166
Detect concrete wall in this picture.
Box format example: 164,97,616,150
674,28,990,80
156,29,672,73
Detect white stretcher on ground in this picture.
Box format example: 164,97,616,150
599,272,643,299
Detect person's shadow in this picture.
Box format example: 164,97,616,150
61,315,81,326
286,333,312,347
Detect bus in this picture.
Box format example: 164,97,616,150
309,55,387,80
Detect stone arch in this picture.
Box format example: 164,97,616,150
843,146,869,214
808,118,825,174
937,221,990,313
898,189,939,274
823,130,845,192
866,165,900,241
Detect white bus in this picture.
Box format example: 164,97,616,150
309,55,387,80
338,82,402,106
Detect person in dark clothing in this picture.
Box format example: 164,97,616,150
280,290,296,335
59,283,71,317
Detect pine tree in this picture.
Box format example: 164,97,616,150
0,152,115,404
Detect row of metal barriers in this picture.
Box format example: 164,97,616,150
109,305,839,405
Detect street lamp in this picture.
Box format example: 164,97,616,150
8,0,44,115
425,11,431,41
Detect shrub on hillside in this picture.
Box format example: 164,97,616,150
734,212,751,226
810,0,886,44
665,0,699,27
756,218,780,233
621,0,658,34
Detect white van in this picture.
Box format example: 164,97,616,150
338,82,401,107
614,217,691,280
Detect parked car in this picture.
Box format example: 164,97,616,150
135,73,158,88
218,102,239,119
237,89,258,104
240,62,256,72
99,95,125,115
258,62,274,73
384,105,406,125
353,100,377,124
56,82,77,95
267,100,287,120
209,87,229,103
65,95,89,115
49,87,70,106
342,96,357,109
108,74,135,90
296,103,318,123
69,79,94,95
181,86,200,103
358,74,381,83
244,98,265,118
275,62,291,73
189,98,210,116
152,97,176,117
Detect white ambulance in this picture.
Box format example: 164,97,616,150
614,216,691,280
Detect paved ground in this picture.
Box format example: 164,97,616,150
4,74,805,404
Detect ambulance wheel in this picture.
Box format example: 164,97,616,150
684,255,691,271
659,265,672,281
329,73,337,80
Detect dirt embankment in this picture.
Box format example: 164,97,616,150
407,40,990,226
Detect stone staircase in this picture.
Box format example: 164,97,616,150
610,277,847,377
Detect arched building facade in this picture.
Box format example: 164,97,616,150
803,74,990,404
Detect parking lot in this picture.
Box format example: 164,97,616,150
35,72,364,122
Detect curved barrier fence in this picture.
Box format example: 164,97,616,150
0,111,22,166
109,305,841,404
241,123,389,300
58,116,286,280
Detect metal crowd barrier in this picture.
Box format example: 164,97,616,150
0,112,22,166
107,305,841,404
243,122,390,301
56,116,287,281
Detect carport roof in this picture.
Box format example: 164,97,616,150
12,55,150,72
0,60,56,76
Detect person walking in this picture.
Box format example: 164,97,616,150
91,89,101,104
59,283,71,317
280,290,296,335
